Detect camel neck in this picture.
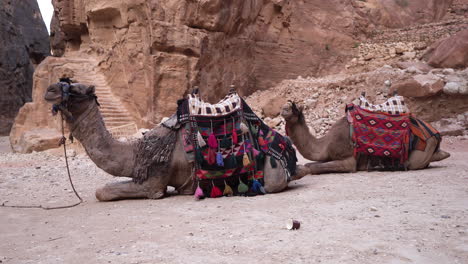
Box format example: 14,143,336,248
69,102,136,177
286,118,328,161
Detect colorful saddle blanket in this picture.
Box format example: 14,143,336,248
177,93,297,198
346,104,411,164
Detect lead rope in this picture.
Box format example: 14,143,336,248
1,112,83,210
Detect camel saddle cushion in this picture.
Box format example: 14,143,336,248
358,95,409,115
346,104,411,164
177,92,297,198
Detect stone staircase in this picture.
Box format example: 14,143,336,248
68,58,138,138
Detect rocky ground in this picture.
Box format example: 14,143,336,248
1,135,467,264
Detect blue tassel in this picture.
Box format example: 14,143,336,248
216,152,224,166
252,180,262,193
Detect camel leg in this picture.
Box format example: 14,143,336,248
407,137,438,170
303,156,357,175
430,149,450,162
95,177,167,201
263,156,289,193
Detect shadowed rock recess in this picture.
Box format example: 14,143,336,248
0,0,49,135
10,0,464,152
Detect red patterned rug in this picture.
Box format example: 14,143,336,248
346,104,411,163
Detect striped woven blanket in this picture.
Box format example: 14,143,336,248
346,104,411,163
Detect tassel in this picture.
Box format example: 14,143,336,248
197,131,206,147
243,153,250,166
232,118,238,144
240,122,249,133
237,179,249,193
225,154,237,168
252,180,262,193
210,183,223,198
194,183,205,200
195,148,204,164
216,152,224,166
208,133,217,149
220,136,231,148
223,181,233,196
232,129,238,145
207,148,216,165
270,156,277,168
208,120,218,149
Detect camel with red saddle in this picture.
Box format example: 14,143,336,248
281,95,450,177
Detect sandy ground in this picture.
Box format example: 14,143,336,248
0,135,467,264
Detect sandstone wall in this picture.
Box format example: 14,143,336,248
48,0,455,126
0,0,49,135
10,0,459,152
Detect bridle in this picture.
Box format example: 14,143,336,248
51,81,100,122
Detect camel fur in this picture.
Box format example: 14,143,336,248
44,83,301,201
280,101,450,178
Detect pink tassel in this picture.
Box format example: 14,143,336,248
194,183,204,200
208,133,217,149
210,184,223,198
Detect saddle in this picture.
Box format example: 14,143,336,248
176,92,297,198
347,95,441,170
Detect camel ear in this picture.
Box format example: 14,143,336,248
86,85,96,95
297,103,304,112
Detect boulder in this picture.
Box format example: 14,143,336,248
424,29,468,69
396,61,433,73
431,118,466,136
12,128,62,153
261,96,288,118
392,74,444,97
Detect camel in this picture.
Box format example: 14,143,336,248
281,102,451,176
44,82,306,201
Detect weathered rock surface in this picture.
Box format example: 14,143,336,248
424,29,468,69
392,73,444,97
10,0,463,152
0,0,49,135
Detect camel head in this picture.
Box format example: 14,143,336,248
44,80,98,119
281,101,305,124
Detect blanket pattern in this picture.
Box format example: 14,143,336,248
346,104,411,163
177,93,297,198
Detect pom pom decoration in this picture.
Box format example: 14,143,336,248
210,183,223,198
197,131,206,147
223,181,234,196
208,121,218,149
252,180,263,194
194,183,205,200
243,153,250,166
216,152,224,166
237,179,249,194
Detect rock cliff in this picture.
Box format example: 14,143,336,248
0,0,49,135
10,0,465,152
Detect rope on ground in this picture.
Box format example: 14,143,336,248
1,113,83,210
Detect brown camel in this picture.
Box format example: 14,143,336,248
44,82,304,201
281,102,450,177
